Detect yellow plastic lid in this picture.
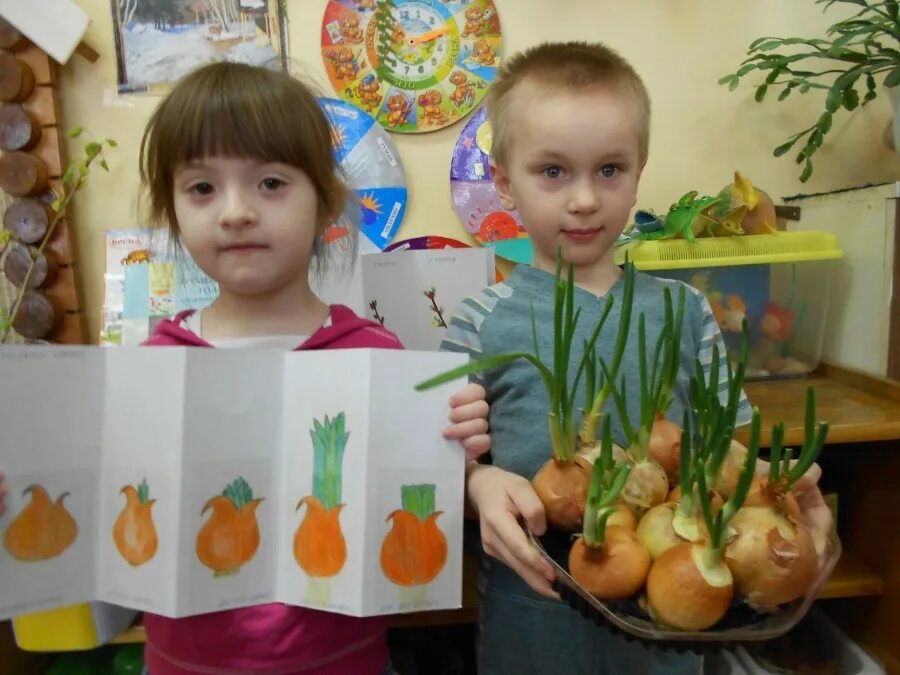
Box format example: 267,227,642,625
622,231,844,271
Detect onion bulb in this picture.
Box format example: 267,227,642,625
620,458,669,516
531,456,592,532
569,526,650,600
725,505,818,610
636,502,682,560
608,500,637,531
648,414,682,483
647,542,733,630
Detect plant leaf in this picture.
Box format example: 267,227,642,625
68,127,84,138
800,159,813,183
62,165,74,185
100,159,109,172
885,65,900,88
105,138,118,147
85,142,102,159
817,111,833,134
825,85,844,112
842,86,860,110
755,84,768,102
773,138,798,157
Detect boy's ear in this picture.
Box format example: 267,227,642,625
490,160,516,211
631,159,648,208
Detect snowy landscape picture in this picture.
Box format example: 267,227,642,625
112,0,288,93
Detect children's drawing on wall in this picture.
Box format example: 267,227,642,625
381,483,447,607
3,485,78,562
111,0,288,93
294,414,348,605
424,288,447,328
113,479,158,567
196,477,263,577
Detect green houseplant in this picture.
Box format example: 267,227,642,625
720,0,900,182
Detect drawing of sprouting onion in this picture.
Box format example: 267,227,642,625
294,413,348,605
381,483,448,607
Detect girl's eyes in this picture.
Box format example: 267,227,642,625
600,164,618,178
260,177,286,191
189,182,214,195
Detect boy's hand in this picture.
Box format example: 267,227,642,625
0,472,6,518
444,383,491,462
467,463,558,599
754,457,832,556
790,463,833,558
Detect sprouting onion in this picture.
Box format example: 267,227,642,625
415,250,615,531
646,285,687,482
725,385,829,610
578,260,635,449
568,416,650,600
646,407,761,631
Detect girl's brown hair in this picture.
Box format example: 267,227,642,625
139,61,350,259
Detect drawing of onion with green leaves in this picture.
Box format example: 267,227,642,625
294,413,348,601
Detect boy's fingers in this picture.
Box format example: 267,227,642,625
508,483,547,536
447,399,489,424
483,523,557,598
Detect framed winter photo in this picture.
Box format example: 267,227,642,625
111,0,289,94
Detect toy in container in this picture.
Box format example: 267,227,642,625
625,231,843,380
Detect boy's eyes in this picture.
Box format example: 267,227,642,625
542,166,563,179
539,164,620,179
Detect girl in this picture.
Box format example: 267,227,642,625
138,61,489,674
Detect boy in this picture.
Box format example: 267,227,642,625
441,41,748,674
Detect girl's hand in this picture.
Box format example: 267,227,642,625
466,463,558,598
443,383,491,462
0,472,7,518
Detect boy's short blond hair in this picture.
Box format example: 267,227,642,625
486,41,651,165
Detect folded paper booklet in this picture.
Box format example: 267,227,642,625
0,346,466,620
101,228,495,351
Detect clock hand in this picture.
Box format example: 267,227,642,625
407,26,447,46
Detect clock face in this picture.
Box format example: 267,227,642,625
321,0,502,133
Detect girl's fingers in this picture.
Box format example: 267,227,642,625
447,399,489,424
443,417,488,440
449,383,486,408
461,435,491,462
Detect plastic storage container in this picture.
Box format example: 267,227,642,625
12,601,137,651
626,232,843,380
735,609,885,674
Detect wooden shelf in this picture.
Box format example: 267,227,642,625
735,364,900,447
819,552,885,600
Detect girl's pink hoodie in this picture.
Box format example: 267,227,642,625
142,305,401,675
